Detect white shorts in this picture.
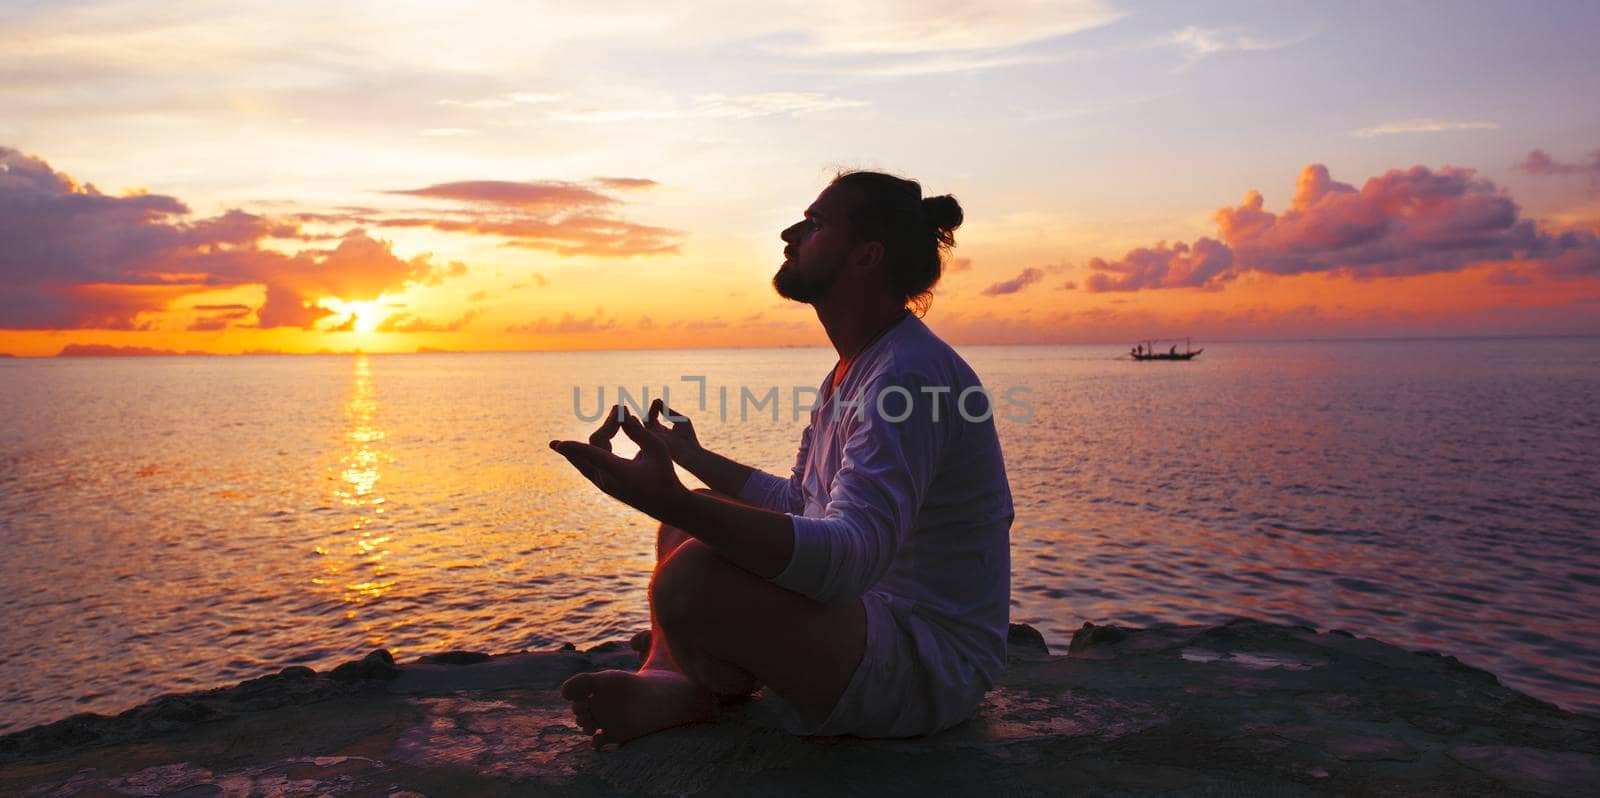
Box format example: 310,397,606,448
756,590,987,738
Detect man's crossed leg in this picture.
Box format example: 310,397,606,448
560,492,867,749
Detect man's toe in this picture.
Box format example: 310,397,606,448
574,703,597,732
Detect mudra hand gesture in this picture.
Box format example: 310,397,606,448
644,397,702,464
549,404,685,519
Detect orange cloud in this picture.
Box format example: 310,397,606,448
506,308,618,334
1084,163,1600,291
376,309,483,332
0,147,455,330
593,177,659,190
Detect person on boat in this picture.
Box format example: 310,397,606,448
550,171,1015,748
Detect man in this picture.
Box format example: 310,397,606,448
551,171,1013,749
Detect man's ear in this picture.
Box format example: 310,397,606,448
852,240,886,272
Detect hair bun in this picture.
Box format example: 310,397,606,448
921,194,963,234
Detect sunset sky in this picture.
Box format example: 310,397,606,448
2,0,1597,356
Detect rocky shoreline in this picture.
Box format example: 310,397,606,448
3,618,1595,796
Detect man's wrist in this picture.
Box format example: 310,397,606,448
655,483,697,530
676,445,708,474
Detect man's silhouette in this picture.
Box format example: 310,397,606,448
552,171,1013,748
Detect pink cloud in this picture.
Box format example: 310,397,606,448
981,267,1044,296
1515,148,1600,177
386,180,616,210
1085,163,1600,291
1083,239,1233,292
376,177,681,256
1515,147,1600,197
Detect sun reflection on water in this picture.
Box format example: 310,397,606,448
322,355,396,615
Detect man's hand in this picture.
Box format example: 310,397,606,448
645,398,703,465
550,404,687,521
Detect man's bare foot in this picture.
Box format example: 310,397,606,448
559,668,719,750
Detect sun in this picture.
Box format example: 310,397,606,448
320,298,389,334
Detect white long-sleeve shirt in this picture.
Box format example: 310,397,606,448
738,314,1014,697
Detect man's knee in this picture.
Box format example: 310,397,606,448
650,539,725,630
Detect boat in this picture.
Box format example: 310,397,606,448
1129,338,1202,361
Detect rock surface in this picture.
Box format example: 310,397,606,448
2,619,1595,796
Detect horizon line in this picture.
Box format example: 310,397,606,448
6,331,1600,359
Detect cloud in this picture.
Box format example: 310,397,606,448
377,215,681,257
948,257,973,272
762,0,1120,57
1352,119,1499,138
187,303,253,331
506,309,617,334
1084,239,1233,292
1486,267,1535,286
981,267,1044,296
819,51,1066,78
438,92,563,110
387,180,616,210
594,177,659,190
376,178,681,256
1164,26,1304,69
376,308,482,332
1085,163,1600,292
548,92,868,123
1515,148,1600,177
421,128,473,137
323,312,356,332
1515,148,1600,196
0,146,445,329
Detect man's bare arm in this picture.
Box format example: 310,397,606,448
675,447,756,497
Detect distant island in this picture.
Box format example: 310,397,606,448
56,344,213,357
48,345,376,357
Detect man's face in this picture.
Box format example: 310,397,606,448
774,185,858,304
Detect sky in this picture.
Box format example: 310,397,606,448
2,0,1598,356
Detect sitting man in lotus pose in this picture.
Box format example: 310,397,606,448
551,170,1014,748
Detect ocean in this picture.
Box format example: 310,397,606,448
1,337,1597,733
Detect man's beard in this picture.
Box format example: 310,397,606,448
772,260,832,303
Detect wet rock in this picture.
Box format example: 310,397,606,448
415,651,491,666
277,666,315,679
3,620,1595,796
1006,622,1048,657
1067,621,1129,653
583,640,634,656
329,649,398,682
